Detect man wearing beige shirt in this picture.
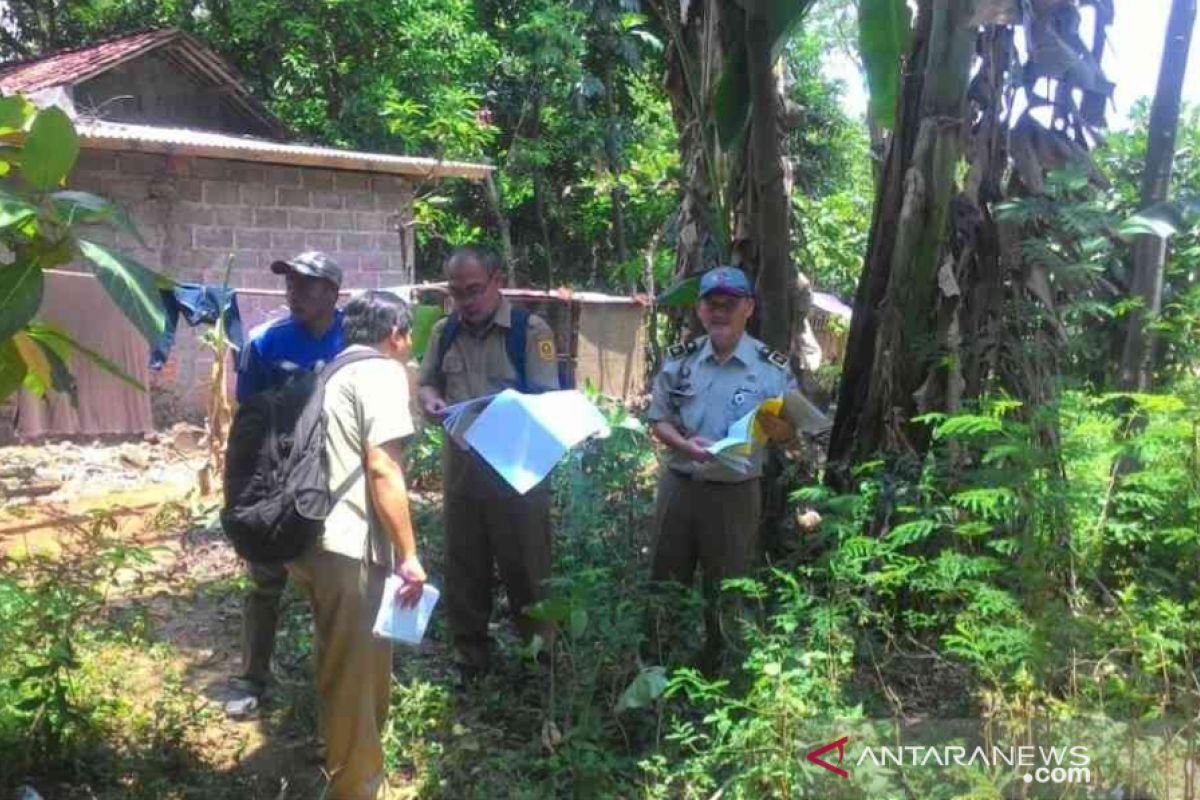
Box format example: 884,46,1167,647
288,290,425,800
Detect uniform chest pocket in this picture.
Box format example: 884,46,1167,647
442,352,466,374
672,378,710,433
727,385,766,420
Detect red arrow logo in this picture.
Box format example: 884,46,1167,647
806,735,850,778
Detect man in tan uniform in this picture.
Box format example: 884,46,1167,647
417,245,561,678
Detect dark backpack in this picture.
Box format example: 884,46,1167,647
436,306,570,391
221,348,384,564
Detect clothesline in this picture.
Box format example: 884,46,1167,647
44,270,430,298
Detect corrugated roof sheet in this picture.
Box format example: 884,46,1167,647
812,291,852,319
0,29,175,94
77,119,493,180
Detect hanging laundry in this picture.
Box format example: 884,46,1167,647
149,284,246,369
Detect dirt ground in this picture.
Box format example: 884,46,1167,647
4,439,572,799
2,440,333,798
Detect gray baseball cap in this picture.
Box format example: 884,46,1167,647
699,266,752,298
270,251,343,288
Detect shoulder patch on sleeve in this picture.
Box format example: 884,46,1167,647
757,344,789,368
668,340,700,359
537,337,555,361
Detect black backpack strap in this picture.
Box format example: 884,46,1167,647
436,313,463,384
506,306,529,393
436,307,535,393
320,347,385,387
289,347,386,464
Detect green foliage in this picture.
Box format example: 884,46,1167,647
0,511,159,784
632,381,1199,796
1099,103,1200,377
995,165,1134,384
1118,197,1200,241
785,27,874,298
21,106,79,190
0,258,43,340
856,0,911,129
793,190,870,298
77,241,167,344
713,0,818,150
0,96,167,405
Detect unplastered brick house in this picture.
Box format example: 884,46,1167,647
0,28,490,435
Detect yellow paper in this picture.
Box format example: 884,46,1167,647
751,396,785,444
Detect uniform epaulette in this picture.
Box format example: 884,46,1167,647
757,344,789,368
667,339,700,360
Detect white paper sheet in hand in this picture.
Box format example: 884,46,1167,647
463,389,609,494
372,578,440,645
441,393,498,449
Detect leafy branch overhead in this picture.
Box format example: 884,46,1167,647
0,94,168,405
857,0,911,130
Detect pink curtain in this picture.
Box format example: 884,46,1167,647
16,271,153,437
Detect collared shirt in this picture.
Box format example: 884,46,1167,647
417,297,559,496
321,345,415,567
648,333,798,482
417,297,559,403
235,311,344,402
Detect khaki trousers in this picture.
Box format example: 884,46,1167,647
649,469,762,659
289,548,392,800
241,560,287,686
443,487,554,667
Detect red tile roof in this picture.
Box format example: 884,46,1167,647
0,28,288,139
0,29,177,94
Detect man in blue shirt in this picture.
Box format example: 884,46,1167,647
228,251,344,715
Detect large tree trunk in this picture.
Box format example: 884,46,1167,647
1118,0,1196,392
534,176,554,289
484,173,517,287
659,0,726,285
603,63,631,272
828,0,979,474
745,1,795,352
827,0,933,474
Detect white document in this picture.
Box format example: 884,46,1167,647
372,578,440,646
463,389,610,494
441,393,498,449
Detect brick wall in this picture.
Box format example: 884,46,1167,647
64,149,420,424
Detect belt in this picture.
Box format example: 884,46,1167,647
669,468,759,486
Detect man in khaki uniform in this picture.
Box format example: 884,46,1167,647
646,266,829,667
417,245,561,677
288,290,425,800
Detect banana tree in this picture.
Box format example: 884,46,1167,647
827,0,1117,475
0,96,168,406
1117,0,1196,392
647,0,816,351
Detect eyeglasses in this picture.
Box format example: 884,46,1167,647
700,296,745,312
448,283,490,302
